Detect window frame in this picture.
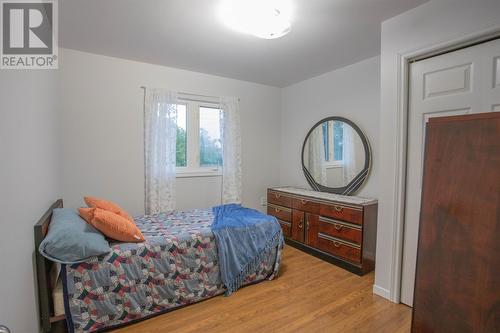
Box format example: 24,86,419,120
175,100,222,178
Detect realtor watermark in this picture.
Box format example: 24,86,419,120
1,0,58,69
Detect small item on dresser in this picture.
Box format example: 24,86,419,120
267,186,377,275
79,207,145,243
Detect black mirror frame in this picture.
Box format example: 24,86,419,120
301,116,372,195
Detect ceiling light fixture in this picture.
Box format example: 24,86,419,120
218,0,292,39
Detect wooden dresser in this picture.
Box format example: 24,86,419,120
267,187,377,275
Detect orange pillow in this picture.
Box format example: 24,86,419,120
78,207,94,223
84,196,134,222
79,207,145,243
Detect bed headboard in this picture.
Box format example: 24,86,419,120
34,199,64,333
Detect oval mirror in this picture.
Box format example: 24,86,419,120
301,117,371,195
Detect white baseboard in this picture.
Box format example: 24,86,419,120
372,284,391,300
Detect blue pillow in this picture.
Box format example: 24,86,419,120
39,208,111,264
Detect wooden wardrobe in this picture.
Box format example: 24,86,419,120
412,112,500,332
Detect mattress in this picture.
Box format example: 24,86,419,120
49,261,65,316
62,208,282,333
53,278,65,316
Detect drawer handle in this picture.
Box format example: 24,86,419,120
300,199,308,205
334,224,343,231
334,205,343,212
298,221,303,229
333,241,341,248
275,194,281,199
274,208,280,213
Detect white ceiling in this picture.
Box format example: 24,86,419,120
60,0,427,87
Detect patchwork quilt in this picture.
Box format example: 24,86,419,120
62,209,282,333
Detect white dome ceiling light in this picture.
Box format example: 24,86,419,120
218,0,293,39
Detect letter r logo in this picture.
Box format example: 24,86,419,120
2,2,53,54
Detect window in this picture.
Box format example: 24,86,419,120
322,120,343,164
199,107,222,167
175,101,222,177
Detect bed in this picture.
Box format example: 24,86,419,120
35,200,283,333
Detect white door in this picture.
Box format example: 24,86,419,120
401,38,500,306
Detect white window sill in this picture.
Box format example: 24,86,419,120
176,168,222,178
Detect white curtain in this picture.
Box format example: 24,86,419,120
144,89,178,214
219,96,242,204
308,126,327,184
342,124,357,184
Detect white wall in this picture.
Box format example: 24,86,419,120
376,0,500,301
0,71,60,332
279,56,381,198
59,48,281,215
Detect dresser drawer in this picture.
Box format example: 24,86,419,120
292,198,320,214
319,204,363,225
277,219,291,238
267,204,292,222
317,233,361,264
267,191,292,208
318,217,362,245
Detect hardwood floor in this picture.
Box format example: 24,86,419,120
113,246,411,333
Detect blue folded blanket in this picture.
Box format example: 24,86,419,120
211,204,284,295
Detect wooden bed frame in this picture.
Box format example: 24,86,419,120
34,199,66,333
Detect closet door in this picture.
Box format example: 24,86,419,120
402,38,500,306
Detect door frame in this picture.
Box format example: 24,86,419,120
389,26,500,304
